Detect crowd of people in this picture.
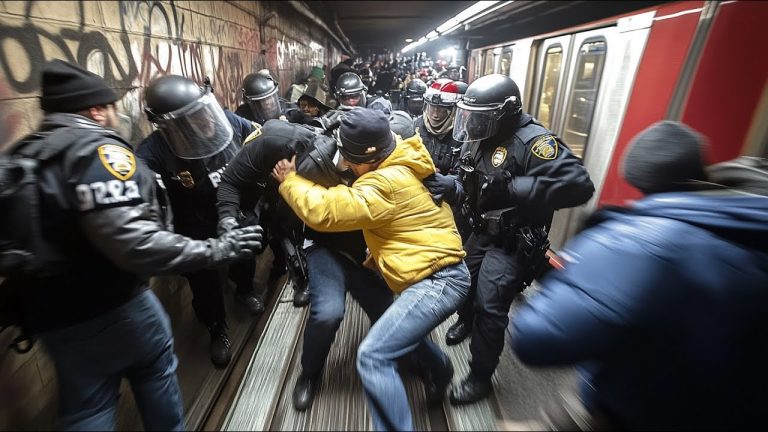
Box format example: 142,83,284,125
1,54,766,432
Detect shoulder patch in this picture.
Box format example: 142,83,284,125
491,147,507,167
243,125,263,146
97,144,136,180
531,135,558,160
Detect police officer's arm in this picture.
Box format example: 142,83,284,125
216,131,267,221
512,136,595,209
226,110,259,143
72,143,256,277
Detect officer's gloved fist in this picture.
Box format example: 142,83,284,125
423,173,458,205
217,216,240,236
478,170,513,208
211,225,264,265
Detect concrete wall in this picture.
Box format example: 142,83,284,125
0,0,343,149
0,0,344,429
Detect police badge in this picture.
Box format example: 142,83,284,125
531,135,559,160
492,147,507,167
97,144,136,180
178,171,195,188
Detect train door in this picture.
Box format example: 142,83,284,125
530,35,571,131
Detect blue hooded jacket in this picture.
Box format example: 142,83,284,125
511,190,768,430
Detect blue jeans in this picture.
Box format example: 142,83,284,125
39,290,184,431
356,262,470,431
302,245,394,378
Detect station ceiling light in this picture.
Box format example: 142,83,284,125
401,1,512,53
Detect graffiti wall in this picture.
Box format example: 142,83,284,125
0,0,342,149
0,1,344,429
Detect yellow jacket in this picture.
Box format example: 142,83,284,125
278,134,465,293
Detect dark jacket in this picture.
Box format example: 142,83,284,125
10,114,224,332
137,110,256,237
511,190,768,429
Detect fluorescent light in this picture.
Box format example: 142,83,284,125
463,1,513,25
399,1,505,53
405,38,413,43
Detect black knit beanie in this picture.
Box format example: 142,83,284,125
40,59,118,112
338,108,395,164
622,121,708,194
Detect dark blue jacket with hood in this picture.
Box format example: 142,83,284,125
511,189,768,430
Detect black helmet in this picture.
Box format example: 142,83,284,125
145,75,233,159
404,79,427,117
336,72,367,108
452,74,522,142
145,75,203,119
454,81,468,95
242,72,281,121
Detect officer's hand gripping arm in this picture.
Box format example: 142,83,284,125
423,173,462,206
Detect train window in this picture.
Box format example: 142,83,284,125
562,38,607,157
499,46,513,76
483,49,495,76
535,45,563,129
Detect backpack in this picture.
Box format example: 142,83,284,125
0,128,76,353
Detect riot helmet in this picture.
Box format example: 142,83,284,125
145,75,233,159
336,72,367,108
242,72,281,121
453,74,522,142
454,81,468,95
404,79,427,117
423,78,461,135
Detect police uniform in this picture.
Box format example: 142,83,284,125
137,110,258,327
458,113,594,383
12,113,222,431
414,115,462,175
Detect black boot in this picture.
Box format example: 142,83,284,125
445,319,472,345
293,285,310,307
449,374,492,405
293,371,319,411
235,290,265,315
424,355,454,405
208,321,232,368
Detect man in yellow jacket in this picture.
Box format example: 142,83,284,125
272,107,470,431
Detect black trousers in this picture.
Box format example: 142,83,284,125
178,222,256,327
461,232,525,380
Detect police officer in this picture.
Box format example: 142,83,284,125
425,74,595,404
234,71,312,306
216,118,395,412
335,72,368,109
418,78,471,242
400,79,428,118
4,60,262,430
138,75,265,368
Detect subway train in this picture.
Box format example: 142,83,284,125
465,0,768,248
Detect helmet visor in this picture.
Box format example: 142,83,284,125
406,97,424,116
339,92,366,107
452,106,498,142
246,88,281,121
155,92,234,159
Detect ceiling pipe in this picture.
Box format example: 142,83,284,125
287,1,357,56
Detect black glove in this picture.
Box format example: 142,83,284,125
284,108,310,124
211,225,264,265
478,170,513,209
217,216,240,236
423,173,458,205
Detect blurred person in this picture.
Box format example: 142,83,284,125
272,108,470,430
2,60,262,430
330,56,355,95
138,75,265,367
511,121,768,430
424,74,594,404
335,72,368,109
